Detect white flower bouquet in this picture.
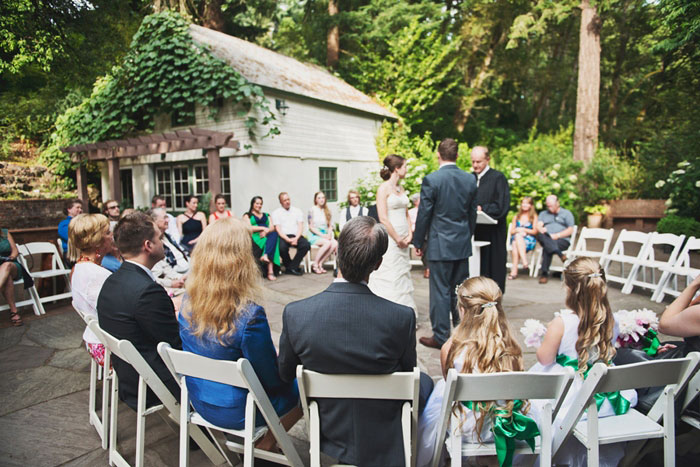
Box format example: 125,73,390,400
520,319,547,348
614,308,661,355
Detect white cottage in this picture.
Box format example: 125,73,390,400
99,25,396,217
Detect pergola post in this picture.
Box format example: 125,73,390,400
206,147,222,196
107,157,122,202
76,163,89,204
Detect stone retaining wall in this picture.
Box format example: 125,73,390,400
0,199,68,230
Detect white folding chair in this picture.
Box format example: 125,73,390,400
653,237,700,303
17,242,72,314
567,227,614,264
56,237,65,257
531,225,578,277
601,230,651,292
553,358,694,467
0,258,43,316
87,321,227,467
309,244,338,270
430,369,574,467
158,343,304,467
296,365,421,467
623,232,685,296
680,365,700,431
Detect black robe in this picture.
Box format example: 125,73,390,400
474,168,511,292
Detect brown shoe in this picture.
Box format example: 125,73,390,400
419,336,442,349
538,276,548,284
423,268,430,279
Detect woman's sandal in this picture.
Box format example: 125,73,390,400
267,273,277,281
10,311,23,327
260,255,270,263
312,264,325,275
507,273,517,280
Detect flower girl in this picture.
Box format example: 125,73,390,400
531,256,637,466
417,277,537,467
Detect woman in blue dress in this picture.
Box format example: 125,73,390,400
178,217,300,451
177,195,207,253
508,196,538,280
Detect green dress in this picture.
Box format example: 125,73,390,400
0,228,22,280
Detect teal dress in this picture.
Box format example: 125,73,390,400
0,229,22,280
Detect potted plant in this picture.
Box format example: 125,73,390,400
584,204,608,228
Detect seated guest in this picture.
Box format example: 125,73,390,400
338,189,366,231
272,192,310,276
278,216,433,466
508,196,538,280
243,196,280,281
97,211,181,410
208,194,234,224
151,208,189,290
535,194,574,284
0,226,31,326
68,214,113,365
177,195,207,253
307,191,338,274
152,195,180,244
179,217,301,450
58,199,83,260
100,202,123,273
103,199,121,230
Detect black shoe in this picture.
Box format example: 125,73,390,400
288,268,303,276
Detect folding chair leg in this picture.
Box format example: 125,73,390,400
539,403,552,467
109,373,121,467
244,393,255,467
587,401,599,467
101,363,111,450
664,387,675,467
179,378,190,467
28,286,46,315
450,418,461,467
309,403,321,467
135,378,147,467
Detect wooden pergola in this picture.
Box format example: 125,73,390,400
62,128,240,204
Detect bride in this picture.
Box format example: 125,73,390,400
368,154,417,314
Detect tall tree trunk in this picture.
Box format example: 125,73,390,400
327,0,339,68
201,0,225,32
573,0,601,163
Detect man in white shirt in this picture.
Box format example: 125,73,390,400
338,189,367,231
272,192,310,276
151,195,180,244
150,208,188,289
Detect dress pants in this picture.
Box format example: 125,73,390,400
427,259,469,346
536,233,570,276
278,234,310,270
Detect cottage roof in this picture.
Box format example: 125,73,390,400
189,25,397,120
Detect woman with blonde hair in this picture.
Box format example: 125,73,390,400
307,191,338,274
178,217,300,450
531,256,637,466
69,214,114,365
508,197,538,280
417,277,536,466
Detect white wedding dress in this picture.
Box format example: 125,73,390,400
368,192,417,313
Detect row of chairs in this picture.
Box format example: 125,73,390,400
508,226,698,302
77,302,700,467
0,241,72,316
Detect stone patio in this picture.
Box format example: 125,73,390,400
0,268,696,466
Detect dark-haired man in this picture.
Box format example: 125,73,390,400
278,216,432,466
97,211,181,410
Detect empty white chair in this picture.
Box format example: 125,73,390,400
531,225,579,277
87,321,227,467
567,227,614,264
296,365,421,467
158,343,304,467
653,236,700,303
430,369,575,467
553,357,695,467
602,230,651,292
625,232,685,296
17,242,72,314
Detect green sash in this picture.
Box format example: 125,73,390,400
640,328,660,356
555,354,630,415
249,213,280,266
462,400,540,467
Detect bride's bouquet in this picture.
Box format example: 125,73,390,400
520,319,547,348
614,308,661,356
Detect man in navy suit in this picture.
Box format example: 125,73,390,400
414,138,478,349
97,211,181,410
278,216,431,466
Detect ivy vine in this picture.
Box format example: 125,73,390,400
42,11,278,177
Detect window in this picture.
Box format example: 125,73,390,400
193,165,209,196
156,167,173,208
319,167,337,202
155,161,232,210
120,169,134,208
221,164,231,201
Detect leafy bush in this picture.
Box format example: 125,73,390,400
654,160,700,220
657,215,700,238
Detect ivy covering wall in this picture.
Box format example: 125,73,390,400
42,11,277,177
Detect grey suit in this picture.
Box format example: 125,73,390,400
278,281,416,466
413,164,478,345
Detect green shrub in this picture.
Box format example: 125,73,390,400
657,215,700,238
654,159,700,220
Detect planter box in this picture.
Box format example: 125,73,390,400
609,199,666,232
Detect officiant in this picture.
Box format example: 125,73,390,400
471,146,510,292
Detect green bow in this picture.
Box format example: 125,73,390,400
640,328,660,356
463,400,540,467
555,354,630,415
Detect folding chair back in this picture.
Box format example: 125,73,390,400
570,227,614,263
646,352,700,422
158,343,303,467
653,236,700,302
0,260,43,316
86,321,226,467
17,241,72,312
625,232,686,297
531,225,579,277
432,369,575,467
554,358,693,467
602,230,650,291
296,366,420,467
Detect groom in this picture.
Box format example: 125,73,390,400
414,138,478,349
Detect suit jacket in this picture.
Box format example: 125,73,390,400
413,164,478,261
97,261,181,410
278,282,416,467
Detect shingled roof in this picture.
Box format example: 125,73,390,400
189,25,397,120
